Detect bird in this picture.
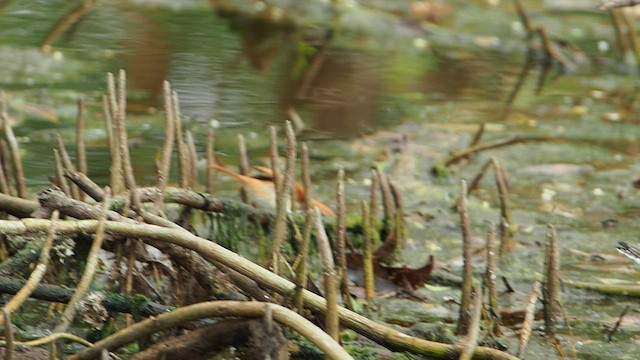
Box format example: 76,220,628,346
210,164,335,216
617,242,640,267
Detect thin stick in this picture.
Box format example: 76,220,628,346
558,300,576,358
53,149,71,195
3,309,13,360
205,128,215,194
459,282,482,360
443,136,555,167
484,222,501,336
56,133,81,199
456,180,474,335
270,122,296,273
369,168,379,247
1,93,26,198
314,207,339,341
336,168,351,309
115,70,137,194
124,238,136,326
0,211,59,324
517,280,541,357
362,200,375,303
620,8,640,63
173,91,189,189
503,48,534,119
493,159,514,254
154,80,176,213
607,305,630,342
537,26,577,70
237,133,250,204
513,0,533,37
2,332,92,348
294,209,313,313
75,97,87,175
543,224,561,339
377,170,396,232
64,169,104,202
467,158,494,195
269,126,281,192
287,106,305,134
0,140,10,195
40,0,96,51
186,130,198,189
54,190,111,333
610,9,631,60
106,74,124,195
301,143,312,211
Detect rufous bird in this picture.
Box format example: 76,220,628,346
210,164,335,216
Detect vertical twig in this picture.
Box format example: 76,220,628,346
513,0,533,37
621,8,640,63
459,282,483,360
336,168,351,310
484,222,501,336
75,97,87,175
114,70,140,208
0,140,11,195
53,149,71,195
537,27,576,70
493,158,515,255
377,170,396,237
173,91,189,189
269,127,281,192
186,130,198,189
314,207,339,340
124,238,137,326
544,224,561,339
369,168,379,247
518,280,541,357
106,73,124,195
467,158,494,195
287,106,305,135
362,200,375,303
610,9,631,60
270,122,296,274
154,81,176,214
237,133,250,204
607,305,630,342
456,180,474,335
3,309,13,360
1,93,26,198
55,133,80,200
301,143,312,211
205,128,215,194
294,209,313,313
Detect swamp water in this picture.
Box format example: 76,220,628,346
1,0,640,358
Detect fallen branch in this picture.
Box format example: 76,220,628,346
440,136,556,168
69,301,352,360
0,218,519,360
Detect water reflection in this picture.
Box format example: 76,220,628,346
124,11,171,112
285,46,380,136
